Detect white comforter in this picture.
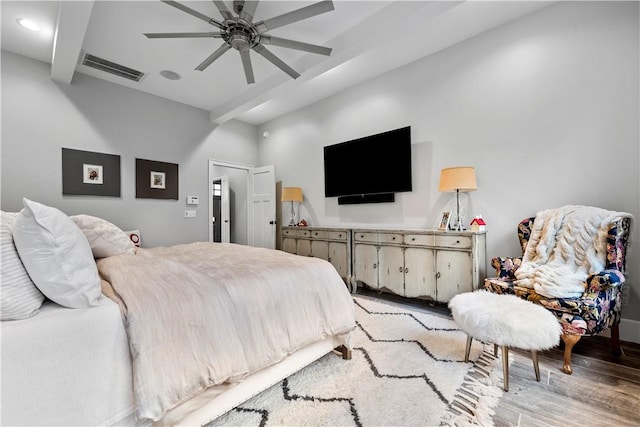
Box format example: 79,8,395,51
97,242,356,421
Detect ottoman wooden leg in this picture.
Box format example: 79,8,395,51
464,335,473,363
531,350,541,381
501,345,509,392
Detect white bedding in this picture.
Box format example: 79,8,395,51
98,242,356,421
0,297,135,426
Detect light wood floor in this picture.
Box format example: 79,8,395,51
357,289,640,427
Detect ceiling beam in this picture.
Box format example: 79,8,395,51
51,1,95,84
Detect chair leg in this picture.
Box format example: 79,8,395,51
464,335,473,363
611,324,622,357
531,350,541,381
560,334,581,375
501,345,509,392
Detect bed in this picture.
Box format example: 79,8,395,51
1,199,356,426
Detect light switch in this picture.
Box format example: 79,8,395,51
187,195,199,205
184,210,196,218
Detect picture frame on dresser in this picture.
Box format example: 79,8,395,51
438,211,451,230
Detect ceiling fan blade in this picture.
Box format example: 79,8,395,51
195,43,232,71
239,50,255,84
261,35,331,56
256,1,334,33
253,44,299,79
144,32,223,39
239,1,259,23
212,1,233,20
161,0,225,30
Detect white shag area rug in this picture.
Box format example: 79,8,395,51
206,296,503,427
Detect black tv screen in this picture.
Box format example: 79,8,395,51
324,126,412,198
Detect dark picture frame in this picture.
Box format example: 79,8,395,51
136,158,178,200
62,148,121,197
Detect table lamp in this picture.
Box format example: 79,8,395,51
281,187,303,226
438,167,477,231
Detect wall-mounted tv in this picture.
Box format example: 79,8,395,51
324,126,412,204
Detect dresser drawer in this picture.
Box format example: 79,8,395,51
435,235,472,249
328,231,347,241
282,228,310,238
378,233,402,244
354,232,378,243
404,234,433,246
309,230,328,239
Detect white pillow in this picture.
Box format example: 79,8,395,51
1,211,45,320
12,199,102,309
70,214,136,258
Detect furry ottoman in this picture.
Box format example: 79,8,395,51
448,290,562,391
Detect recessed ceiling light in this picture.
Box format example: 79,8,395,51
16,18,40,32
160,70,181,80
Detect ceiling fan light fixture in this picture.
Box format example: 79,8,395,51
17,18,40,32
146,0,334,84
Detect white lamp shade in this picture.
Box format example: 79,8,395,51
438,167,477,192
282,187,303,202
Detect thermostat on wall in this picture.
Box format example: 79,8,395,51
187,195,199,205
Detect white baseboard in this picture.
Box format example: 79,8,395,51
620,318,640,344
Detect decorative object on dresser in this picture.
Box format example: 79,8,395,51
352,228,486,302
438,167,478,231
281,226,353,291
281,187,303,226
484,205,633,375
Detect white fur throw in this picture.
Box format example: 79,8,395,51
513,205,632,299
449,291,561,350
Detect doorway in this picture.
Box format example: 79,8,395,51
208,159,276,248
211,175,229,243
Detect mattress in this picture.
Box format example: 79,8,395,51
0,296,134,426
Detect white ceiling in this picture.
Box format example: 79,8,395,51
1,1,553,125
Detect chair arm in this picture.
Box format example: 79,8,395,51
586,270,626,293
491,257,522,280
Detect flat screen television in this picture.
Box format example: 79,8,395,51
323,126,412,203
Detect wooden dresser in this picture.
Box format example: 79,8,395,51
351,229,486,303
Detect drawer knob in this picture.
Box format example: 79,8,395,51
411,238,415,241
392,236,396,240
456,240,460,244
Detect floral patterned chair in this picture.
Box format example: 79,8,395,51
484,215,632,374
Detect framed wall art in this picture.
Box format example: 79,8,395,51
136,158,178,200
62,148,121,196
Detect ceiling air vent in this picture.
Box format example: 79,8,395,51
81,53,145,82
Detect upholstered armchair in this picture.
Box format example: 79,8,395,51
484,213,632,375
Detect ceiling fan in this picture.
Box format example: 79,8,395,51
144,0,335,84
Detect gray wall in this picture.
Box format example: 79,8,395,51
257,2,640,339
1,51,258,248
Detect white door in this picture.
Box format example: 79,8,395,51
248,165,276,249
211,175,230,243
